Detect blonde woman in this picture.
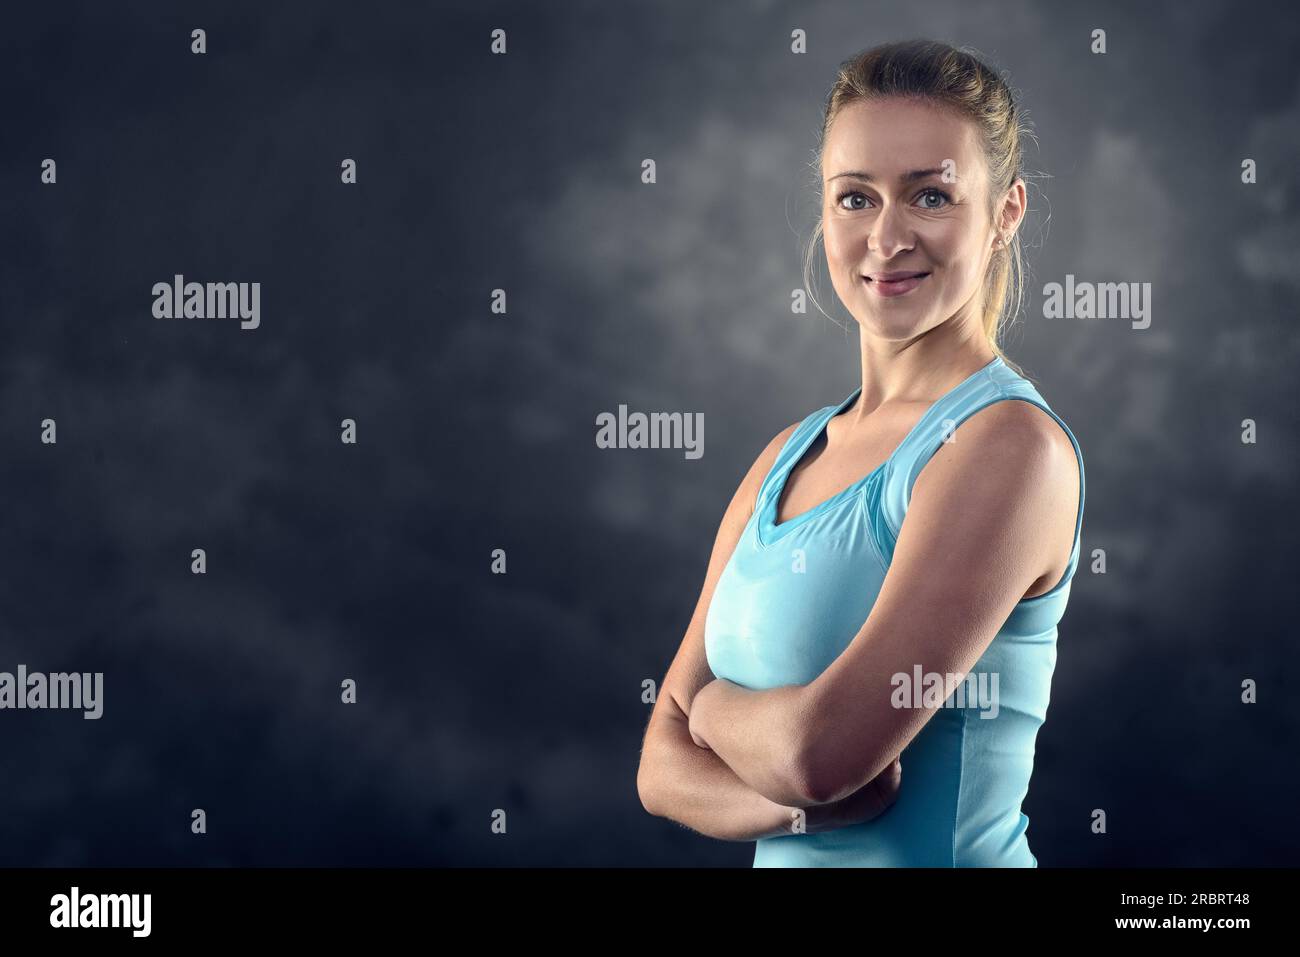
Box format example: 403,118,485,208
638,39,1085,866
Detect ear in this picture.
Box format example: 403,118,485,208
993,178,1027,247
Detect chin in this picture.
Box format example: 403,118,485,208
855,307,929,339
856,322,927,343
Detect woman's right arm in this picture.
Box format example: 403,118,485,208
636,418,906,842
636,421,803,842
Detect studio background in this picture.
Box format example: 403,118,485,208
2,0,1297,866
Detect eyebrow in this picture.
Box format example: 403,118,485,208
828,168,954,184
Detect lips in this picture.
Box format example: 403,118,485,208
864,271,930,297
867,271,929,282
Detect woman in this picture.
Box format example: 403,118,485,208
636,39,1086,866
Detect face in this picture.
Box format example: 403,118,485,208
821,96,1022,340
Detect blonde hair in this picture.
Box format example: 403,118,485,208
802,39,1035,378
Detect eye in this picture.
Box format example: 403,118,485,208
836,190,870,211
916,187,952,209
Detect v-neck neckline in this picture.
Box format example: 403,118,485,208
756,357,1002,546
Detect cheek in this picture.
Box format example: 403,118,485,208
953,245,990,294
822,217,860,267
923,227,985,287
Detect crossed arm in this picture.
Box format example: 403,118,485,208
686,400,1079,807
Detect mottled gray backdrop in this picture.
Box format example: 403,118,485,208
1,0,1297,866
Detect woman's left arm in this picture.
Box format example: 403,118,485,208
690,400,1080,806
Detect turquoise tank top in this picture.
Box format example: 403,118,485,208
703,356,1086,867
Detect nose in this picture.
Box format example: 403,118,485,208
868,201,915,259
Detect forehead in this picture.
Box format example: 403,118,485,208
822,97,985,181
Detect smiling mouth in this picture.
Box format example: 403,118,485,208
864,272,930,296
863,270,935,282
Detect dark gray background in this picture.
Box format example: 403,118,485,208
1,0,1296,866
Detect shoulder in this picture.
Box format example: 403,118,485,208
731,396,838,517
956,397,1075,460
887,398,1078,611
734,419,802,517
918,396,1078,514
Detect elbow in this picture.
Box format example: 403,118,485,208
788,756,839,807
789,729,853,807
636,755,663,818
786,687,886,806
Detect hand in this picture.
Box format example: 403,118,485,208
798,757,902,834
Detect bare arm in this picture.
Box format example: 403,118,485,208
638,417,907,839
688,678,817,807
795,401,1080,803
636,421,804,841
640,687,799,841
692,400,1079,805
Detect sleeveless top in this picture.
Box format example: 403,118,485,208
703,356,1086,867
